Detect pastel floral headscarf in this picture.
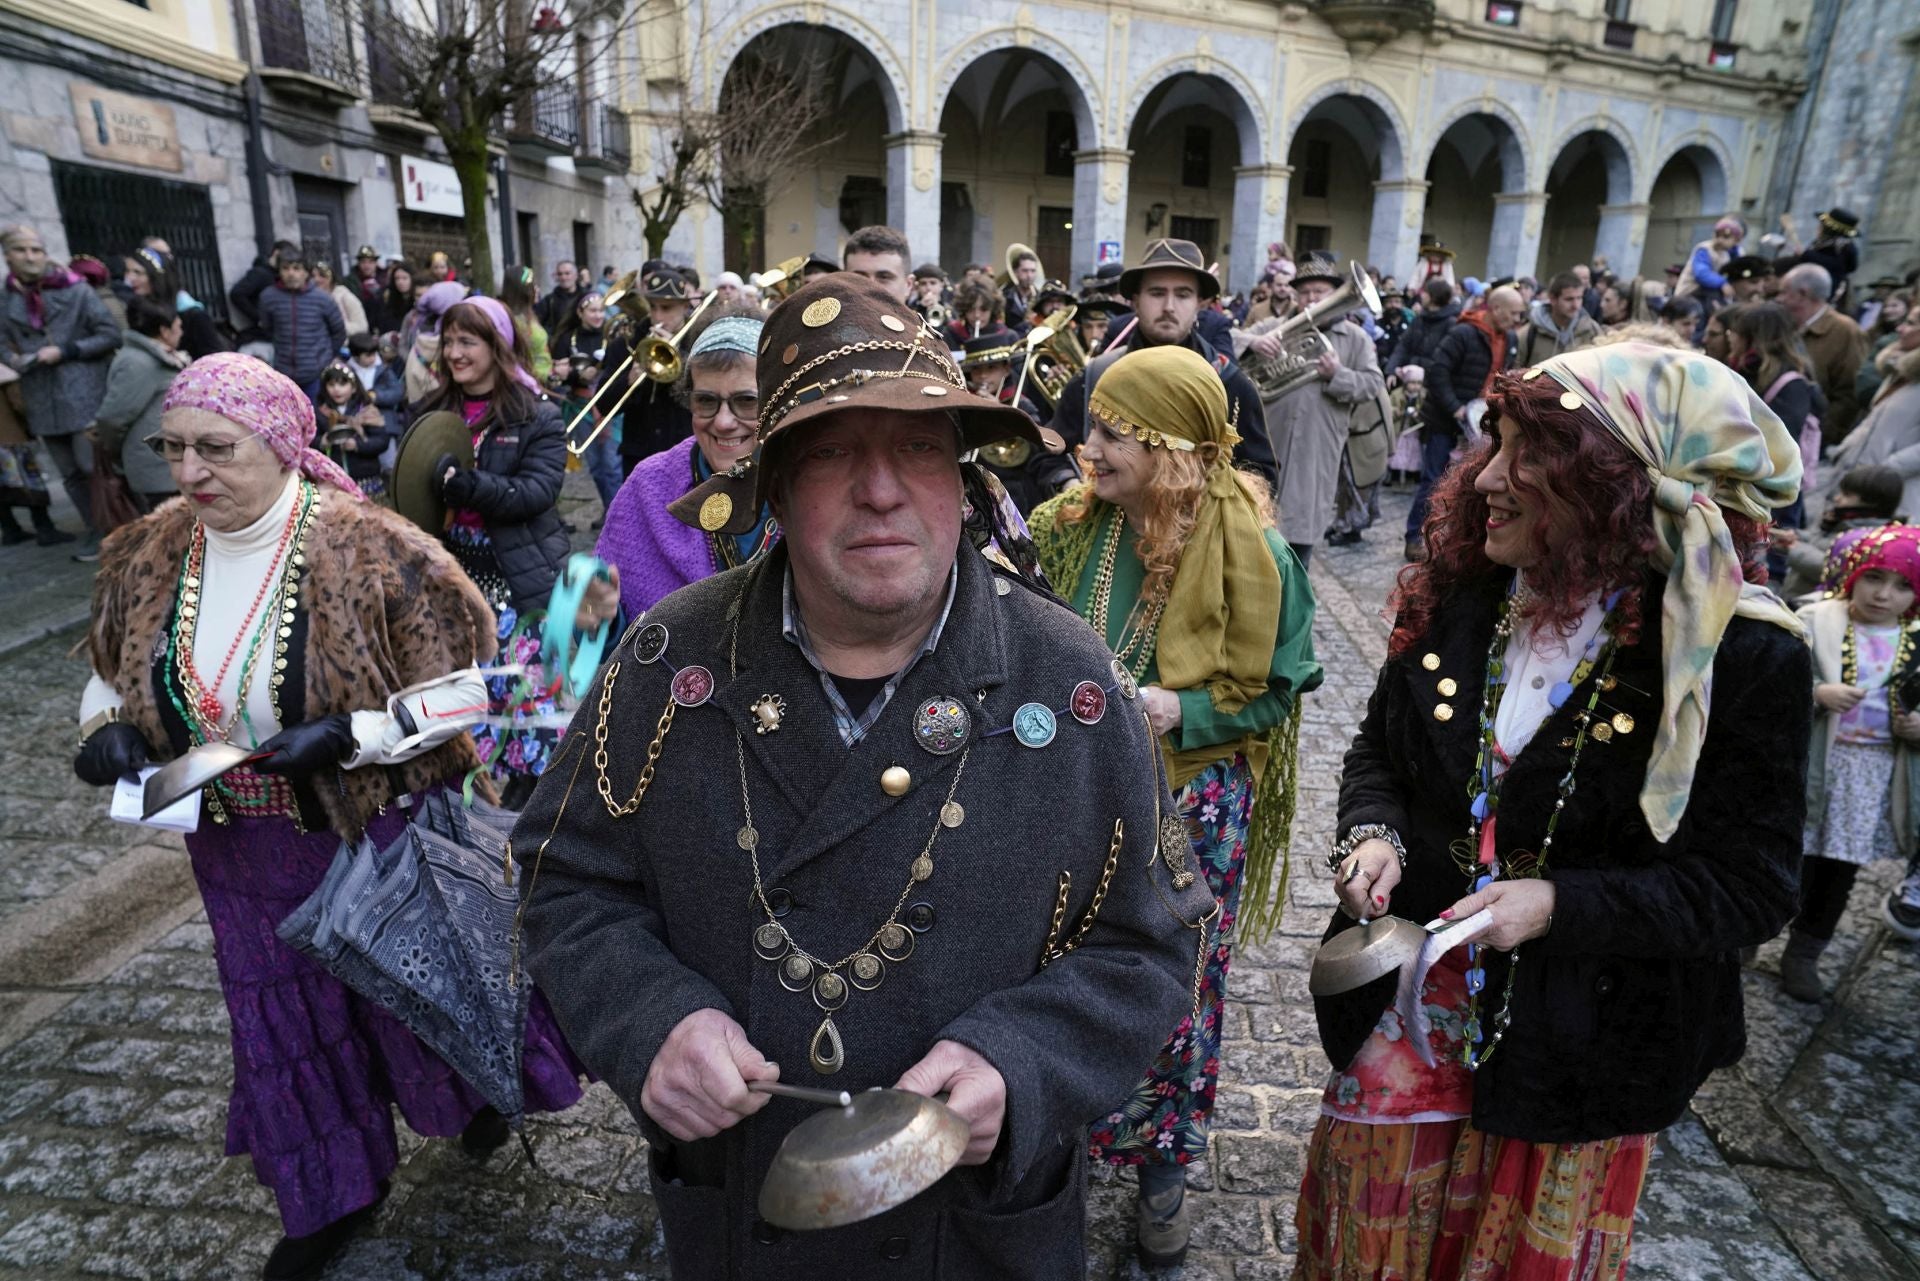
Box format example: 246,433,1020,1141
1536,342,1802,841
162,353,363,498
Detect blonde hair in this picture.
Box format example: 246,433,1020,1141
1061,442,1274,607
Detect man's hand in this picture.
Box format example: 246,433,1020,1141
1251,331,1283,359
1316,349,1341,380
1894,710,1920,743
1440,878,1557,950
1333,838,1402,920
896,1040,1005,1166
1769,527,1800,551
641,1009,779,1143
1816,682,1866,714
35,345,61,366
1139,685,1182,737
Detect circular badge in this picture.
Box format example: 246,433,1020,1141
913,697,971,756
633,622,669,664
671,664,714,707
1110,658,1138,701
1012,701,1058,749
880,313,906,332
802,296,841,327
698,491,733,531
1070,680,1107,726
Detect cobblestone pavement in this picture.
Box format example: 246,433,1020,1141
2,482,1918,1279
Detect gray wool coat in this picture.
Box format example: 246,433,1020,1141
94,331,184,495
1,278,121,437
516,543,1215,1281
1262,318,1386,546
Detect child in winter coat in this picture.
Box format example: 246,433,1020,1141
1790,524,1920,999
314,362,392,498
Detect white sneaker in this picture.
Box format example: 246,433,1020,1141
1883,871,1920,941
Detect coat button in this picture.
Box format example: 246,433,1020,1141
766,887,793,918
878,1235,910,1260
752,1219,782,1245
1594,975,1616,998
906,902,936,933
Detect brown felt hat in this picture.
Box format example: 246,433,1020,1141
1118,238,1219,301
667,272,1040,535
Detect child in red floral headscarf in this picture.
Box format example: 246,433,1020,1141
1790,524,1920,998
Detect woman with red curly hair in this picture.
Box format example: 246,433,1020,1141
1029,344,1321,1268
1295,343,1810,1280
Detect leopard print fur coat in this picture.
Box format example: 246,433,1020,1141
89,485,499,840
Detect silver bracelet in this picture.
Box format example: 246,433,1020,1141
1327,823,1407,875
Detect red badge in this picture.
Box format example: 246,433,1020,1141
671,665,714,707
1070,680,1107,726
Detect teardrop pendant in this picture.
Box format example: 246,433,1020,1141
1547,681,1573,709
809,1015,844,1075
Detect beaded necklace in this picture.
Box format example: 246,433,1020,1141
1457,583,1624,1071
1840,618,1917,690
1087,508,1164,680
174,487,302,726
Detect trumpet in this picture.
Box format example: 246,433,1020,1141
1241,262,1381,399
567,290,713,454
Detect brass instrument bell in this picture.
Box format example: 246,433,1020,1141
1241,261,1383,400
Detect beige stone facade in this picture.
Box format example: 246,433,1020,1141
649,0,1820,290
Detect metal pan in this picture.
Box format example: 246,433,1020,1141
1308,915,1433,996
142,741,261,819
757,1088,969,1231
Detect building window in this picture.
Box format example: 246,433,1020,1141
838,176,885,235
51,160,226,321
1709,0,1737,42
1181,126,1212,189
1293,225,1331,254
1707,43,1738,69
573,221,593,274
1485,2,1521,26
1604,0,1631,18
1300,138,1331,200
1604,20,1636,48
1169,216,1217,263
1035,205,1073,278
1044,111,1076,179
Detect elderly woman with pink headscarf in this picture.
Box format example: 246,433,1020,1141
72,353,583,1281
408,296,580,807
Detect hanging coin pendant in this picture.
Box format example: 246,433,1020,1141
737,825,759,851
753,923,789,960
671,665,714,707
809,1016,844,1075
877,922,915,962
910,854,934,882
940,801,965,829
849,952,885,991
634,622,669,664
779,953,814,991
1611,712,1635,735
1592,722,1614,743
813,970,848,1012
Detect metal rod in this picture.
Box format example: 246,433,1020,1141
750,1080,853,1108
567,290,718,455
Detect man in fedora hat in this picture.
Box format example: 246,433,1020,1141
516,272,1213,1280
1245,250,1386,563
1785,207,1862,311
597,266,696,475
1048,237,1274,490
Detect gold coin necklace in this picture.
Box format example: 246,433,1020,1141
728,591,973,1075
1087,507,1165,681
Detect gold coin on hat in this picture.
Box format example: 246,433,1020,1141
881,314,905,331
699,492,733,531
802,297,841,327
782,343,799,364
1559,391,1583,411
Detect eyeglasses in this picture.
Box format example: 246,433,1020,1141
689,391,761,423
147,436,246,464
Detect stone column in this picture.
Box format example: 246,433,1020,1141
1594,202,1650,280
1072,147,1133,280
1368,178,1430,282
1230,164,1291,294
884,130,943,266
1489,190,1549,282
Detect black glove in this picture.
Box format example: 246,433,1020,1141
254,714,354,777
431,453,458,495
441,466,480,507
73,722,150,787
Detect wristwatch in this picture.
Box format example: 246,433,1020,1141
1326,823,1407,875
77,706,122,749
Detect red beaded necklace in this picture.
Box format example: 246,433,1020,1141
178,492,301,725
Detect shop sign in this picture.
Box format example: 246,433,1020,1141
1097,239,1122,265
400,155,465,217
69,83,183,173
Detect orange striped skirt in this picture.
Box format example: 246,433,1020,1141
1292,1115,1652,1281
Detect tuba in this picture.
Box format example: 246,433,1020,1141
1000,242,1042,290
1025,305,1087,410
1240,262,1381,400
756,257,804,303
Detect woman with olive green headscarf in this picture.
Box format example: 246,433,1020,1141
1029,343,1322,1268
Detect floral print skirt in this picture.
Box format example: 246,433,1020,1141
1088,754,1251,1169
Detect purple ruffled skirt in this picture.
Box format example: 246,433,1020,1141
185,800,586,1237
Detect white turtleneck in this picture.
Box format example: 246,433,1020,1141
82,474,487,770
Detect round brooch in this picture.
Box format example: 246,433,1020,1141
633,622,669,664
671,665,714,707
1070,680,1107,726
913,697,971,756
1012,702,1058,749
699,491,733,531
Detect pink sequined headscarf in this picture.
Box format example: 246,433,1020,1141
161,353,364,499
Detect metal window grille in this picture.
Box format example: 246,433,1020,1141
50,160,228,324
255,0,359,87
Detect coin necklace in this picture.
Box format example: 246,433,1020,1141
1840,618,1916,690
1457,584,1622,1071
1087,507,1164,680
173,480,306,728
728,589,972,1075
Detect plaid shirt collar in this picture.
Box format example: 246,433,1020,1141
782,564,959,747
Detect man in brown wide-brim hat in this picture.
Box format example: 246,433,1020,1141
1049,237,1274,491
517,270,1213,1280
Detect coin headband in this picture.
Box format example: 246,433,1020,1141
762,338,966,434
1086,397,1197,452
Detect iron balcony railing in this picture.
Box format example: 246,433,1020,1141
255,0,360,88
512,84,580,150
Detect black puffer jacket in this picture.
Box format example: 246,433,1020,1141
1320,574,1809,1142
1388,302,1460,373
441,395,571,611
1421,317,1513,432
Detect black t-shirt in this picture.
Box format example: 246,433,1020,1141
827,672,890,720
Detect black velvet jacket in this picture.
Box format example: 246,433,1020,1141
1320,573,1812,1142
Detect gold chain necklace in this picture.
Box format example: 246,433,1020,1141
1087,508,1165,679
728,584,972,1075
1841,618,1917,689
